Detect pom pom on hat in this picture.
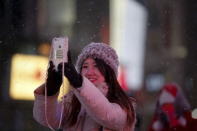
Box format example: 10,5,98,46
76,42,119,75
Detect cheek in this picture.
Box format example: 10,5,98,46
81,69,87,75
96,72,105,82
98,77,105,83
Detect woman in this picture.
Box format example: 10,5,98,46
33,42,136,131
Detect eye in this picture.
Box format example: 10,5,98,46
82,65,88,69
93,64,98,68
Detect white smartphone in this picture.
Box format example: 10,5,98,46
49,37,68,71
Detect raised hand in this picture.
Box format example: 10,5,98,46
46,61,62,96
58,51,83,88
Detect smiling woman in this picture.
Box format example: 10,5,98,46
33,42,137,131
81,58,106,86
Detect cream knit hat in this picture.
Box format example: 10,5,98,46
76,42,119,75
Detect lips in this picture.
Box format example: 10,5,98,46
87,77,97,83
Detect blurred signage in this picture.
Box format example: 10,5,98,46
118,65,129,91
110,0,147,90
10,54,48,100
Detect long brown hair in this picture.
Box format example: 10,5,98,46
66,58,135,127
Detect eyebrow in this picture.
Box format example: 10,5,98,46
82,62,88,65
82,61,96,65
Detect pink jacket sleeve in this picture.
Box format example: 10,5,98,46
73,76,129,130
33,84,69,129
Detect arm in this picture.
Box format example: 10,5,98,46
33,84,70,129
33,61,65,128
73,77,127,130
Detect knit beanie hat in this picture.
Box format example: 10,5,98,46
163,83,178,97
159,83,178,105
76,42,119,75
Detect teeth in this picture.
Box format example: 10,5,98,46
88,78,96,81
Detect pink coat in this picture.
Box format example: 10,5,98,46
33,77,136,131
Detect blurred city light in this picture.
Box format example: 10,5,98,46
10,54,48,100
192,108,197,119
110,0,147,90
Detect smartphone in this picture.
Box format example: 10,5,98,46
49,37,68,71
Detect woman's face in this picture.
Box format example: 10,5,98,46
81,58,105,85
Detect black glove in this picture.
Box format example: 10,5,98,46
46,61,62,96
58,51,83,88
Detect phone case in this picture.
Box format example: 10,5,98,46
49,37,68,71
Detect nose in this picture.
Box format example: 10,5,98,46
85,67,95,76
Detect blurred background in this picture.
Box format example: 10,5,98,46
0,0,197,130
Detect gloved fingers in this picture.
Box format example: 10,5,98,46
57,62,75,78
57,62,71,76
48,61,55,71
58,62,63,72
47,62,62,80
66,64,78,76
58,62,69,74
57,68,63,78
57,61,82,88
67,50,72,63
58,62,72,70
64,67,74,79
47,61,57,77
46,62,63,96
